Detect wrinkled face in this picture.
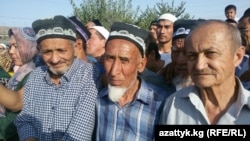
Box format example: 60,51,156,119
86,29,105,58
225,9,236,20
40,38,75,76
238,17,250,48
104,39,146,88
171,37,187,74
156,20,174,44
185,24,243,88
9,35,23,66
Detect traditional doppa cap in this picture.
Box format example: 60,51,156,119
173,27,190,40
108,22,149,57
69,16,90,42
173,19,205,40
89,26,110,40
32,15,76,43
158,13,177,23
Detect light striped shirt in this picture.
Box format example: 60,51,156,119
96,78,166,141
159,78,250,125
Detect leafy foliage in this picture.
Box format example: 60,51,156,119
69,0,139,30
69,0,193,30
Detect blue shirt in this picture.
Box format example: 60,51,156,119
14,58,99,141
140,68,176,95
96,78,167,141
235,54,249,77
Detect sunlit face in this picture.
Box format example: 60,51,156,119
171,37,187,74
225,9,236,20
9,35,23,66
40,38,75,76
86,29,105,58
104,39,146,88
185,23,243,88
156,20,174,44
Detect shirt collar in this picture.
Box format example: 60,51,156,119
180,77,250,116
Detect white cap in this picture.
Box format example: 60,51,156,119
90,26,109,40
158,13,177,23
0,43,7,49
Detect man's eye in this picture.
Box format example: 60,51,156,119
187,54,196,60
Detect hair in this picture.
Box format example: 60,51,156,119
148,20,157,29
146,42,161,60
145,34,160,60
238,16,250,53
92,19,102,26
239,7,250,23
225,18,237,24
225,4,237,12
76,33,87,51
187,20,242,52
243,7,250,17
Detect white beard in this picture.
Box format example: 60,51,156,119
108,84,128,102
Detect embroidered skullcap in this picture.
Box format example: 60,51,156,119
90,26,109,40
158,13,177,23
108,22,149,57
173,27,190,39
32,15,76,43
69,16,90,42
173,19,205,40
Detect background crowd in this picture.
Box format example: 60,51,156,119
0,4,249,141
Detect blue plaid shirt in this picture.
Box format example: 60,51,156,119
96,78,167,141
14,58,99,141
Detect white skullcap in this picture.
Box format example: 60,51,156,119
90,26,110,40
158,13,177,23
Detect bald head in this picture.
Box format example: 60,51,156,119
184,20,245,88
186,20,242,53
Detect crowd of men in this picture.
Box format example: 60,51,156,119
0,4,249,141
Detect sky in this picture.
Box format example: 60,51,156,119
1,0,249,27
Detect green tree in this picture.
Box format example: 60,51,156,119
69,0,140,30
69,0,193,30
137,0,193,29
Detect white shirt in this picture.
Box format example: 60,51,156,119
159,78,250,125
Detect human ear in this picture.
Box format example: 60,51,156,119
137,57,147,73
